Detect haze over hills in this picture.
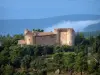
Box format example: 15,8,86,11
83,23,100,32
0,14,100,35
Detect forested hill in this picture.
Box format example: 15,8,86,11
0,31,100,75
84,23,100,32
80,31,100,37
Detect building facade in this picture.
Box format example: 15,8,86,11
18,28,75,46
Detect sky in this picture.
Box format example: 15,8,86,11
0,0,100,19
0,0,100,35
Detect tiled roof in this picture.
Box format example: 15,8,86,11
54,28,74,32
33,32,56,36
24,28,75,36
18,40,26,44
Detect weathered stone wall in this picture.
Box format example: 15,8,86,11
60,32,67,45
66,29,75,46
22,28,75,46
57,28,75,46
35,35,56,45
24,35,33,45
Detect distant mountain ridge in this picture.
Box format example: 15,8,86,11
84,23,100,32
0,14,100,35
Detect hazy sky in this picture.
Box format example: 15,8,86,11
0,0,100,19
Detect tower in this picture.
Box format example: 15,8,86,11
24,29,34,45
55,28,75,46
66,28,75,46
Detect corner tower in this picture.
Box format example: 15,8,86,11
24,29,34,45
66,28,75,46
55,28,75,46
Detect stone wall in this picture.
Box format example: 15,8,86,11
57,28,75,46
35,35,56,45
21,28,75,46
24,35,34,45
66,29,75,46
60,32,67,45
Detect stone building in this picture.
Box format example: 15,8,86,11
18,28,75,46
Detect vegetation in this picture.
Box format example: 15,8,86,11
0,31,100,75
81,31,100,37
33,29,44,32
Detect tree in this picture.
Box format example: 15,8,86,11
34,45,43,56
88,35,100,74
9,46,22,68
74,52,88,75
3,64,14,75
64,53,75,75
12,34,24,45
21,55,31,71
0,65,4,74
54,46,63,53
33,29,44,32
42,45,54,55
21,45,34,56
75,32,84,45
0,52,9,66
89,36,95,46
53,53,64,74
30,57,47,75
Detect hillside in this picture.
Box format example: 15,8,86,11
81,31,100,37
84,23,100,32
